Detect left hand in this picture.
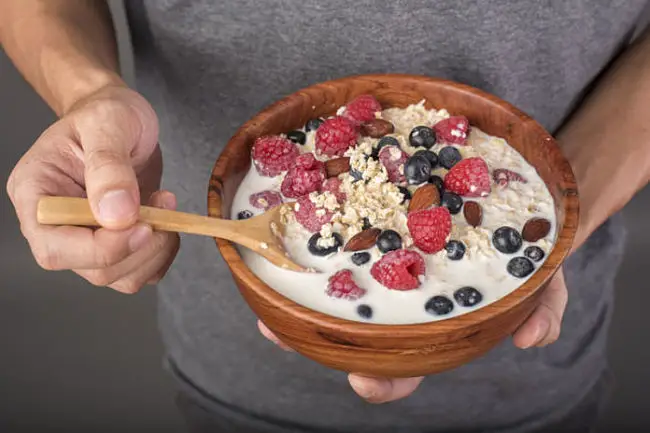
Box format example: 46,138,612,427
257,268,568,403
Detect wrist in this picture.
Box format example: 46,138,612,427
58,68,126,116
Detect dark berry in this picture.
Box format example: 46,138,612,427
237,210,253,220
409,126,437,149
362,217,372,230
398,186,411,204
376,230,402,253
414,149,438,168
492,227,523,254
507,256,535,278
425,296,454,316
404,154,432,185
429,175,444,193
357,304,373,319
445,240,466,260
372,136,399,159
439,146,462,169
350,168,364,182
308,233,343,256
305,118,324,132
454,287,483,307
351,251,371,266
286,130,306,145
524,246,545,262
441,191,463,214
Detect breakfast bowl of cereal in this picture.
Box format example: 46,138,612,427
207,74,578,378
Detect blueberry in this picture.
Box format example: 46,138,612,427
305,118,324,132
439,146,462,169
350,168,364,182
425,296,454,316
351,251,371,266
372,136,400,159
441,191,463,214
409,126,437,149
492,227,523,254
454,287,483,307
286,130,306,145
237,210,253,220
362,217,372,230
398,186,411,204
376,230,402,253
404,154,432,185
414,149,438,168
507,256,535,278
307,233,343,256
445,240,466,260
524,246,545,262
357,304,373,319
428,175,444,194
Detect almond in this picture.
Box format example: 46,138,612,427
360,119,395,138
522,218,551,242
408,184,440,212
463,201,483,227
325,157,351,178
344,228,381,252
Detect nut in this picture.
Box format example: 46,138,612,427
463,201,483,227
325,157,351,178
360,119,395,138
522,218,551,242
343,228,381,251
408,184,440,212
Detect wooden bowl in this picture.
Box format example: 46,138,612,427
207,74,579,378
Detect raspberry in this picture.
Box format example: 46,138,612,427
326,270,367,300
433,116,470,145
251,135,299,177
370,249,426,291
443,157,491,197
342,94,382,126
407,207,452,254
294,195,332,232
321,177,346,203
378,145,408,183
249,190,283,210
492,168,528,187
315,116,358,157
280,153,326,198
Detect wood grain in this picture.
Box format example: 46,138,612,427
207,74,579,378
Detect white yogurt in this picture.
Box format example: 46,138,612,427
231,102,556,324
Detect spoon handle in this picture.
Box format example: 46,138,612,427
37,196,238,239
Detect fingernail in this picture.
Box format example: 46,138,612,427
98,190,136,223
129,225,152,252
161,193,176,210
349,376,388,402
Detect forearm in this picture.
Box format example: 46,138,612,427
0,0,124,115
558,29,650,249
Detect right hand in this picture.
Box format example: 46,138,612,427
6,85,180,293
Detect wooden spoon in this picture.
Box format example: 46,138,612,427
36,196,309,272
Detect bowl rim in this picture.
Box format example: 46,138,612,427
207,73,579,337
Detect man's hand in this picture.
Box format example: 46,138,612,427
7,86,180,293
257,269,568,403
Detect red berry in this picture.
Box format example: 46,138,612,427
249,190,283,210
321,177,346,203
433,116,470,145
443,157,491,197
251,135,299,177
315,116,358,157
492,168,528,187
294,195,332,232
280,153,326,198
378,145,408,183
326,270,367,300
342,94,382,126
370,249,426,291
407,207,452,254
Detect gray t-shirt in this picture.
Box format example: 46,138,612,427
124,1,641,431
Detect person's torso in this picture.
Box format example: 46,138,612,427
124,1,637,431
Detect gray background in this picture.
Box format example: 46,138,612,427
0,2,648,432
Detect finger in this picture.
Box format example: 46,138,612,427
348,374,424,404
257,320,294,352
513,270,568,349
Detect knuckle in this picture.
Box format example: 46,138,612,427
84,270,115,287
111,278,141,295
94,245,126,268
33,249,57,271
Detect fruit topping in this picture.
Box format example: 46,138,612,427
326,270,366,300
414,149,438,168
378,145,409,183
376,230,403,253
357,304,373,319
407,207,452,254
404,154,433,185
280,153,326,198
433,116,470,145
342,94,382,126
370,249,426,291
438,146,462,169
453,286,483,307
441,191,463,214
249,191,283,211
524,246,545,262
286,130,306,145
445,240,466,260
493,168,528,187
443,157,491,197
492,226,523,254
425,296,454,316
351,252,371,266
307,232,343,256
305,118,324,132
251,135,299,177
315,116,358,157
507,256,535,278
295,196,333,232
408,126,437,149
237,210,253,220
